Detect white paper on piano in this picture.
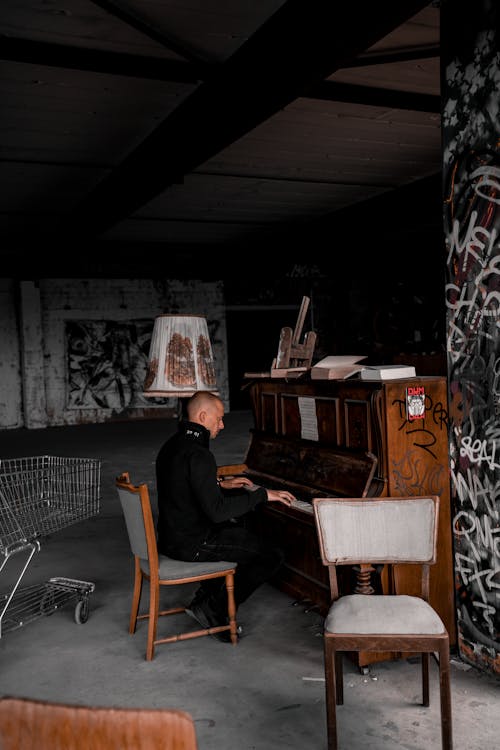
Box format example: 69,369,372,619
298,396,318,441
311,355,367,380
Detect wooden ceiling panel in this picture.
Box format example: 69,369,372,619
330,58,440,96
0,0,440,258
126,0,289,63
198,100,441,184
368,4,439,52
0,0,176,57
0,61,196,164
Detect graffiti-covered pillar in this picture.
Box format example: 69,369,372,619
442,0,500,675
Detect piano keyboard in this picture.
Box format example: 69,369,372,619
289,498,314,514
243,474,315,513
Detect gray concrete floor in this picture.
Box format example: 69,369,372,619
0,412,498,749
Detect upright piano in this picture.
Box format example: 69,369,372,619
220,375,455,667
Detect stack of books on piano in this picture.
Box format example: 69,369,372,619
311,356,416,381
358,364,416,380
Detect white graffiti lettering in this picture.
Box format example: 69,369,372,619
472,601,496,638
455,552,474,586
454,552,493,607
460,436,500,470
472,164,500,205
447,210,498,268
451,468,498,515
484,417,500,443
454,510,500,559
483,290,500,317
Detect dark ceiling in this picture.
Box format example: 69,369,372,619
1,1,441,275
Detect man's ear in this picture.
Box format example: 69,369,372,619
197,409,207,425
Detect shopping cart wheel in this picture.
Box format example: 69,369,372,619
74,597,89,624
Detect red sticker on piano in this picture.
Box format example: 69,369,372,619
406,385,425,421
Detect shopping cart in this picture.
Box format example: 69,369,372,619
0,455,100,637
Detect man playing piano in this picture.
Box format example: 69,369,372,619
155,390,296,641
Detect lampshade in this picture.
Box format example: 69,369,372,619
143,314,219,398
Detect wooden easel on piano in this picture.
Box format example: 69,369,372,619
271,295,317,377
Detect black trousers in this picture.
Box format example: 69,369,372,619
191,519,284,617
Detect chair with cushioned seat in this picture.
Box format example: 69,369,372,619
115,472,238,660
312,495,452,750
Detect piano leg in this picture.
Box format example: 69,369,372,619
353,563,375,595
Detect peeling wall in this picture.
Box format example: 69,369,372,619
0,279,22,429
1,279,228,429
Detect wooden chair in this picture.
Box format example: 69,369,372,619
312,495,452,750
115,472,238,660
0,695,198,749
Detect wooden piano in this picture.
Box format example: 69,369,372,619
220,375,455,668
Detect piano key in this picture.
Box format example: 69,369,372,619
289,498,314,514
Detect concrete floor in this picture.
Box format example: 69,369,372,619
0,412,498,750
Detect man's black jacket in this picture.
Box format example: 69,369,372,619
156,420,267,559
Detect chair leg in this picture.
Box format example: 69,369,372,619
129,560,143,634
422,652,430,707
324,638,338,750
225,572,238,645
438,641,453,750
335,652,344,705
146,580,159,661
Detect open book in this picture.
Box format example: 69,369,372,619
311,355,367,380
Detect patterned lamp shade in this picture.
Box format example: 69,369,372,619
143,315,219,397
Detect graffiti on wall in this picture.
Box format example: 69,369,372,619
66,319,171,410
443,5,500,672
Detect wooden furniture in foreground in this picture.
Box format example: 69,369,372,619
115,472,238,660
237,375,455,667
0,696,198,750
313,496,452,750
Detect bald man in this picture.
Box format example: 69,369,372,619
156,391,296,641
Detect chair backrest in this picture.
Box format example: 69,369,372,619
0,696,198,750
313,496,439,565
116,472,158,567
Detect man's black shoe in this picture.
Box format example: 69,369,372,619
185,598,219,630
188,587,205,610
186,599,241,643
212,624,242,643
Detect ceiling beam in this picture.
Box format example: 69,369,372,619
0,37,438,84
305,80,440,113
64,0,432,239
0,36,204,83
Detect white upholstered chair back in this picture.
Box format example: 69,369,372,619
312,496,439,566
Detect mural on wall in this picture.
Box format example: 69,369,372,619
66,319,171,410
442,0,500,674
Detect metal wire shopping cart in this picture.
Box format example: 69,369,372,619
0,455,100,637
